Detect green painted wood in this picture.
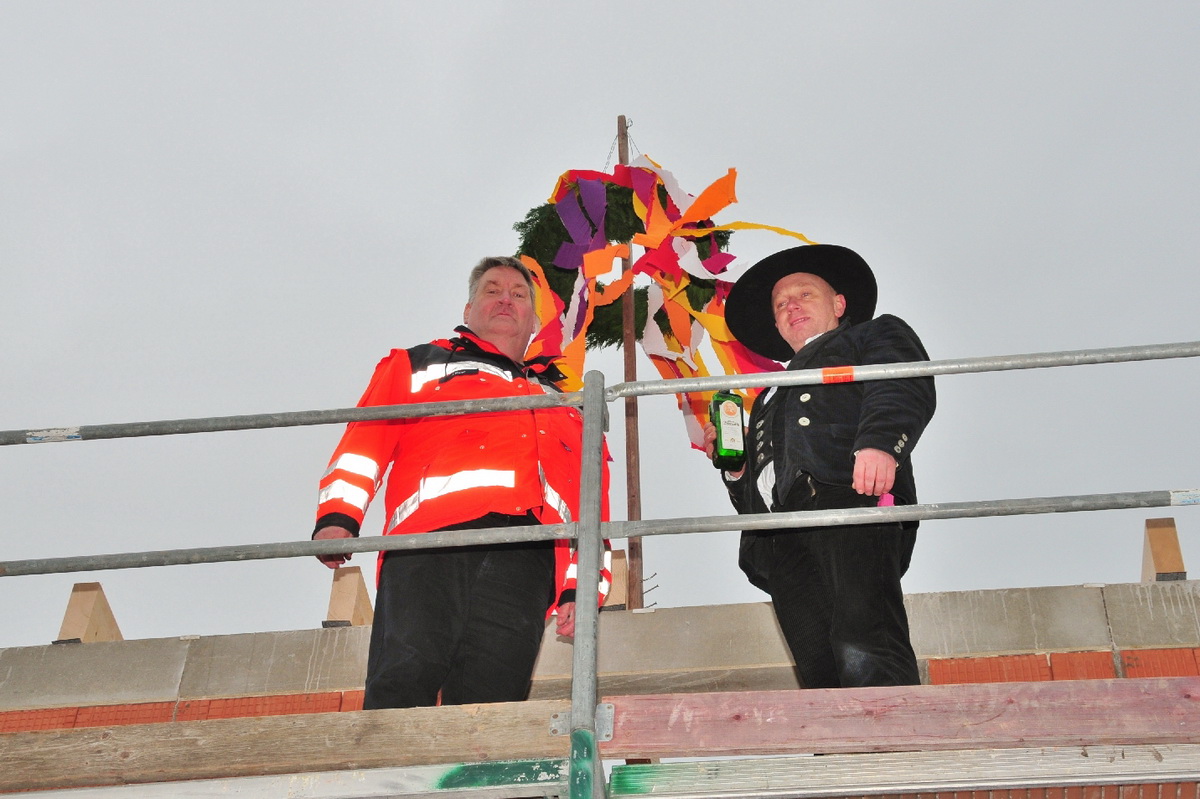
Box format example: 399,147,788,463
436,759,567,791
569,728,601,799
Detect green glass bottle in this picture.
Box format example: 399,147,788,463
709,391,746,470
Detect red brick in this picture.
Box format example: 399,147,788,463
174,699,212,721
201,696,267,720
196,692,343,720
1121,648,1200,678
1050,651,1118,680
74,702,175,728
0,707,79,732
927,654,1051,684
341,690,365,712
259,692,342,716
926,658,956,684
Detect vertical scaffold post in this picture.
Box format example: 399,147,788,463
570,370,607,799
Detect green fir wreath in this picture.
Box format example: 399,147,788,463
513,182,732,349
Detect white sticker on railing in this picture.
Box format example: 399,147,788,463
1170,489,1200,506
26,427,82,443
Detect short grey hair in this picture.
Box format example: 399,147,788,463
467,256,535,301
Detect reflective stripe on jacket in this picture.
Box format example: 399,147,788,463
316,328,611,610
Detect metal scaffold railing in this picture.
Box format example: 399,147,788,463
3,339,1200,799
4,340,1199,447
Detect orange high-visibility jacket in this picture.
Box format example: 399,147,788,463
315,328,611,610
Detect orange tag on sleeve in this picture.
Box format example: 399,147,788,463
822,366,855,384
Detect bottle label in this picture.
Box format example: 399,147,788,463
716,400,744,452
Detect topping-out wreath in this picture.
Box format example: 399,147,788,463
514,156,813,447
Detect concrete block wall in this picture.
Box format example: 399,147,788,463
3,580,1200,733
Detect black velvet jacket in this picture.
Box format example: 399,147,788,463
727,314,937,520
727,314,936,590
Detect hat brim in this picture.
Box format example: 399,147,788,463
725,244,878,361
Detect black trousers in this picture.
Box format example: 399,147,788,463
363,514,556,709
766,480,920,689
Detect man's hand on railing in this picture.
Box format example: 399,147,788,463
555,601,576,639
313,526,354,568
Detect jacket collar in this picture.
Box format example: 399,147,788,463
446,326,568,385
447,326,509,360
785,320,850,369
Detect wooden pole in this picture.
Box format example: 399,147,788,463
618,114,644,610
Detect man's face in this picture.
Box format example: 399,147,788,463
463,266,539,347
771,272,846,353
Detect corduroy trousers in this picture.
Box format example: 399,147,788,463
766,480,920,689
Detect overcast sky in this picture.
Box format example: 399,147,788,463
2,2,1199,650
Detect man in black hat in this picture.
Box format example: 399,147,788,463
705,243,936,688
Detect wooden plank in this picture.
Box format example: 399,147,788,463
604,549,628,610
1144,518,1187,581
607,746,1200,798
601,677,1200,758
325,566,374,627
0,698,570,792
7,679,1200,792
531,664,802,701
55,582,122,643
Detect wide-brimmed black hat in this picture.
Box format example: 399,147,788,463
725,244,878,361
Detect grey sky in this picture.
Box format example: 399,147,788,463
2,2,1198,649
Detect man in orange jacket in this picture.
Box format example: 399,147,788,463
312,256,611,709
